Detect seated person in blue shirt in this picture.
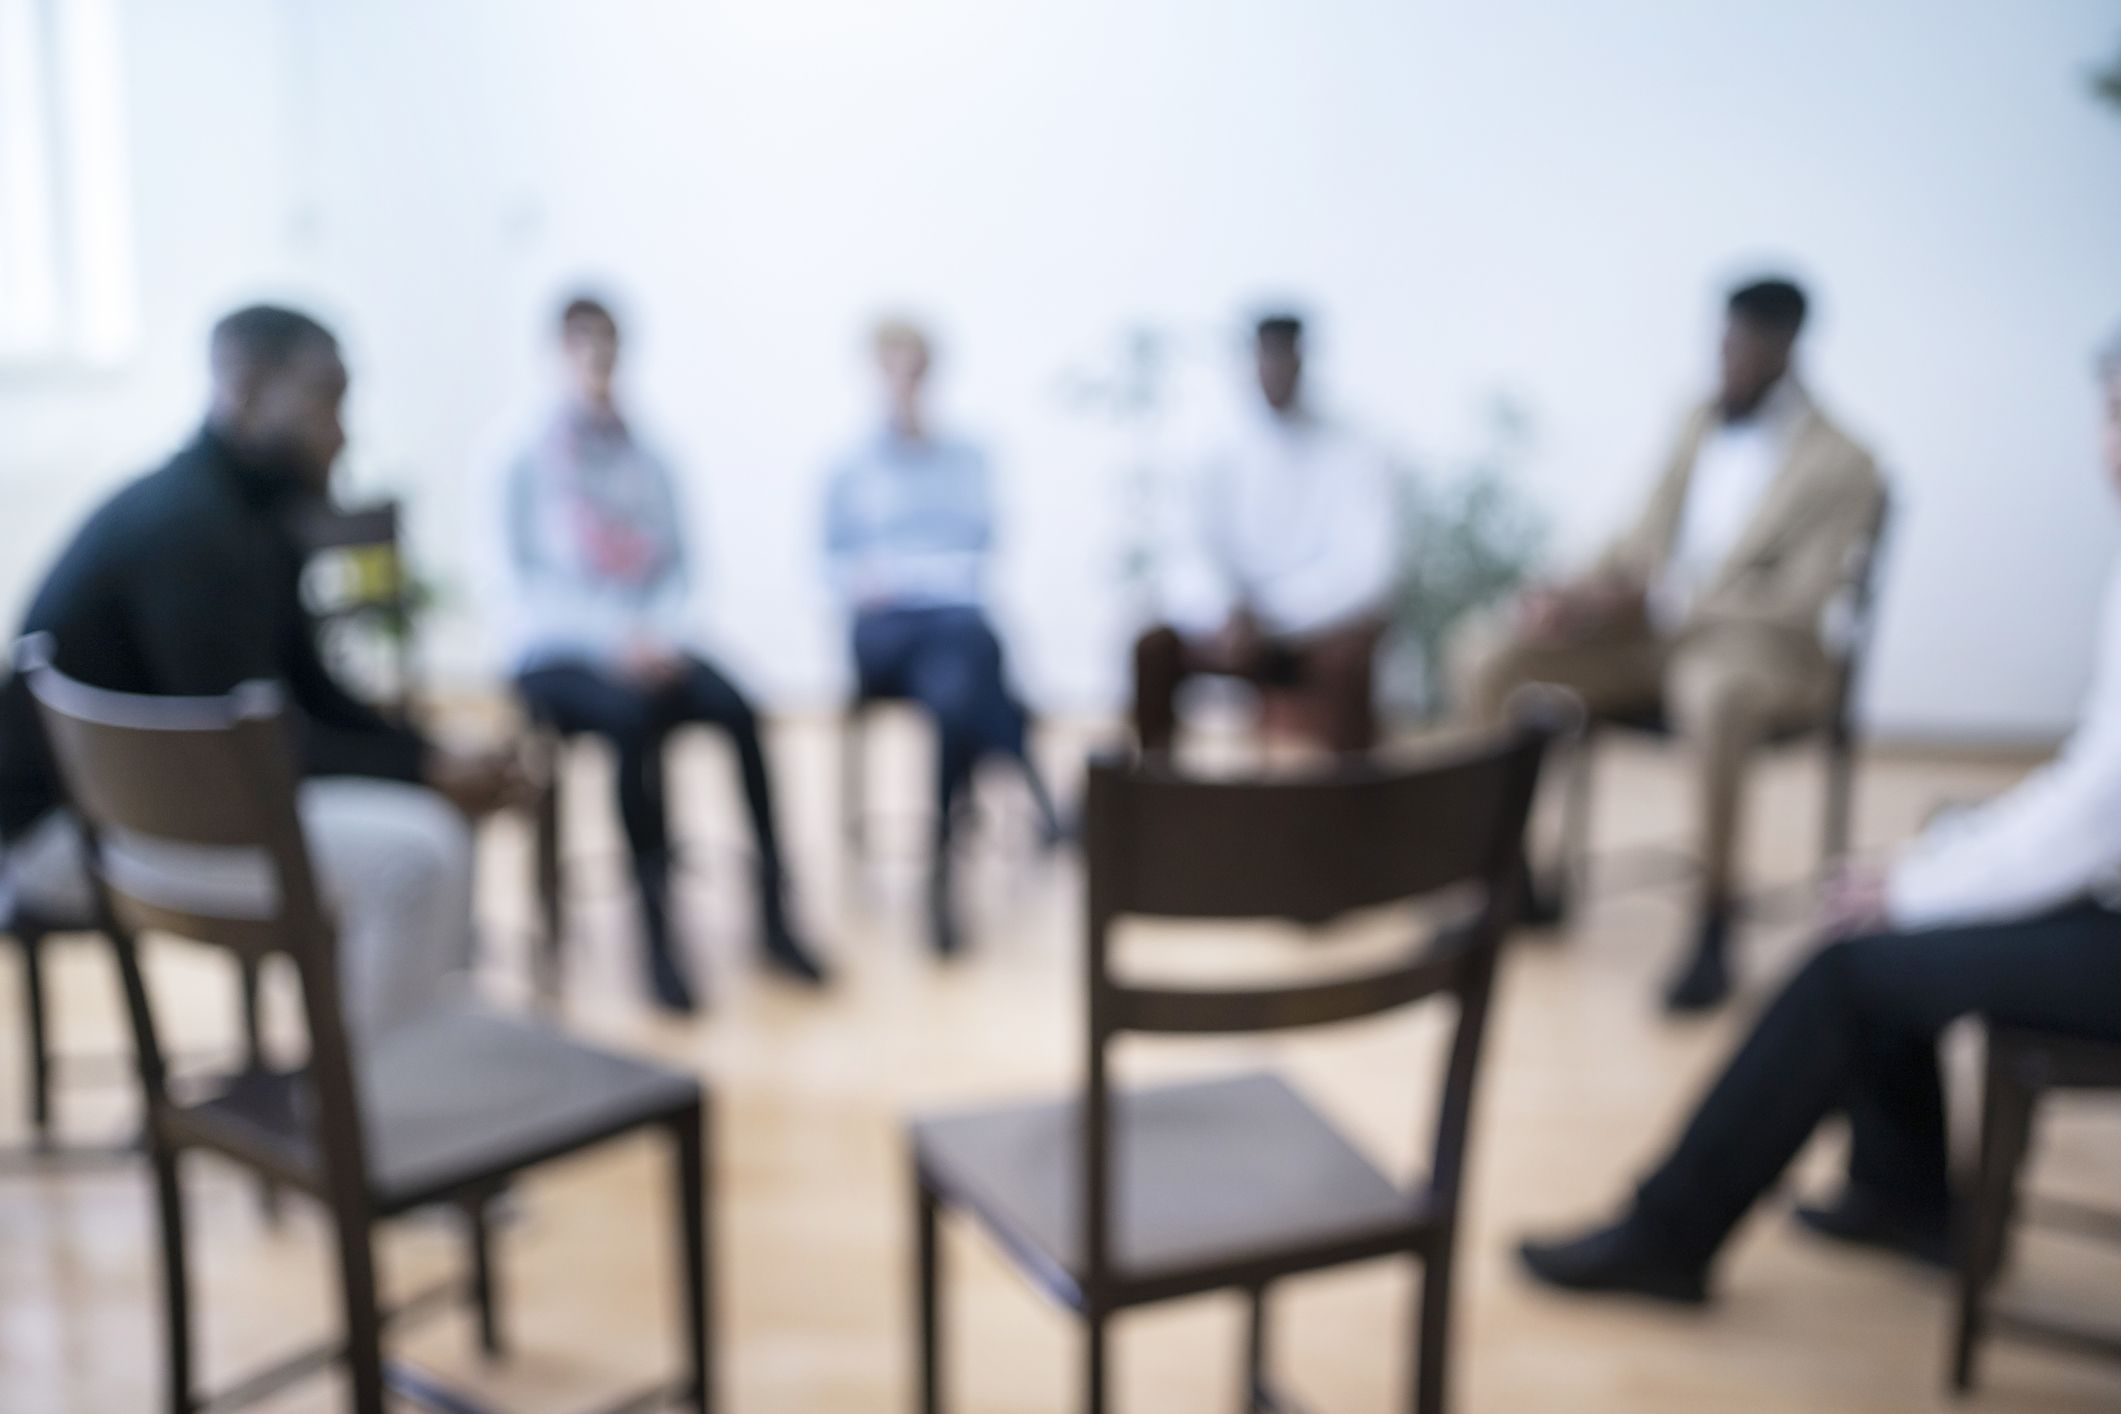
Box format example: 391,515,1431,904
824,318,1061,956
486,295,827,1010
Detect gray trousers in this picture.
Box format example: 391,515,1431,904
2,778,476,1040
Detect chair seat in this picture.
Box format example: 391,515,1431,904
912,1072,1425,1301
1991,1026,2121,1090
0,877,97,938
182,1007,700,1211
1593,702,1826,748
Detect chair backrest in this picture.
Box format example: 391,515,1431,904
1076,705,1560,1289
1824,488,1895,729
15,635,368,1186
291,498,417,716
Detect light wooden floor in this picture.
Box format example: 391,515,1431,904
5,715,2121,1413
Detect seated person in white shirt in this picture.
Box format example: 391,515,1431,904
1517,326,2121,1308
488,295,826,1010
1450,278,1886,1013
1134,312,1401,755
823,318,1061,957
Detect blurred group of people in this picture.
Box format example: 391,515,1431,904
5,272,2121,1351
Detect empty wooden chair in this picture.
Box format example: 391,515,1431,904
908,710,1557,1413
20,639,713,1414
1953,1023,2121,1395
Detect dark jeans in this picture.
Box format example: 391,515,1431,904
853,606,1029,830
1634,902,2121,1264
1132,619,1384,755
518,655,788,917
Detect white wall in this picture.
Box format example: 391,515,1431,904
3,0,2118,738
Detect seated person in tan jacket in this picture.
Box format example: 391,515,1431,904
1450,277,1885,1013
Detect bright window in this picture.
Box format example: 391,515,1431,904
0,0,135,366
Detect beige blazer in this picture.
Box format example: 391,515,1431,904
1600,393,1885,658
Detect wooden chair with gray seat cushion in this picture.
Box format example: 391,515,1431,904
908,707,1559,1414
20,638,713,1414
1952,1024,2121,1395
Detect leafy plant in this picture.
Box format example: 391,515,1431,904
2099,43,2121,113
1394,394,1546,717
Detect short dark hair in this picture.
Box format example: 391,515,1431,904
1255,312,1305,346
560,294,619,338
209,304,336,375
1727,278,1808,337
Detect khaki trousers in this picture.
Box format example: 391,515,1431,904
1448,611,1832,900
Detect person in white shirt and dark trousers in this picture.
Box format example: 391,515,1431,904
1517,324,2121,1306
1450,278,1887,1012
489,296,827,1010
1133,312,1402,756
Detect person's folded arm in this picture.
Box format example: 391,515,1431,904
1887,732,2121,930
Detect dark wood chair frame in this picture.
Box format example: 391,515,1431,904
1542,494,1894,922
912,716,1557,1414
1952,1024,2121,1394
291,498,419,721
0,775,267,1177
838,687,1045,861
21,642,712,1414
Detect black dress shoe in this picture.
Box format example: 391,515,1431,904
1518,1219,1711,1306
1794,1188,1954,1270
644,941,699,1015
1662,910,1732,1014
927,858,964,959
635,866,700,1014
929,899,964,959
761,925,830,987
1515,869,1567,930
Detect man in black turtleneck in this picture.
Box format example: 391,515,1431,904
0,304,519,1039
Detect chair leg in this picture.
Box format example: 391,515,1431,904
842,712,867,856
237,959,284,1225
1413,1246,1453,1414
1084,1312,1108,1414
674,1106,713,1413
1243,1286,1267,1412
21,929,54,1147
917,1176,942,1414
534,775,565,1003
333,1215,388,1414
150,1144,194,1414
465,1194,503,1358
1821,730,1855,868
1952,1051,2037,1394
1552,730,1597,922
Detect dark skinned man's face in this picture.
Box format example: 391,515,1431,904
1717,316,1794,420
1256,338,1302,413
247,341,348,498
